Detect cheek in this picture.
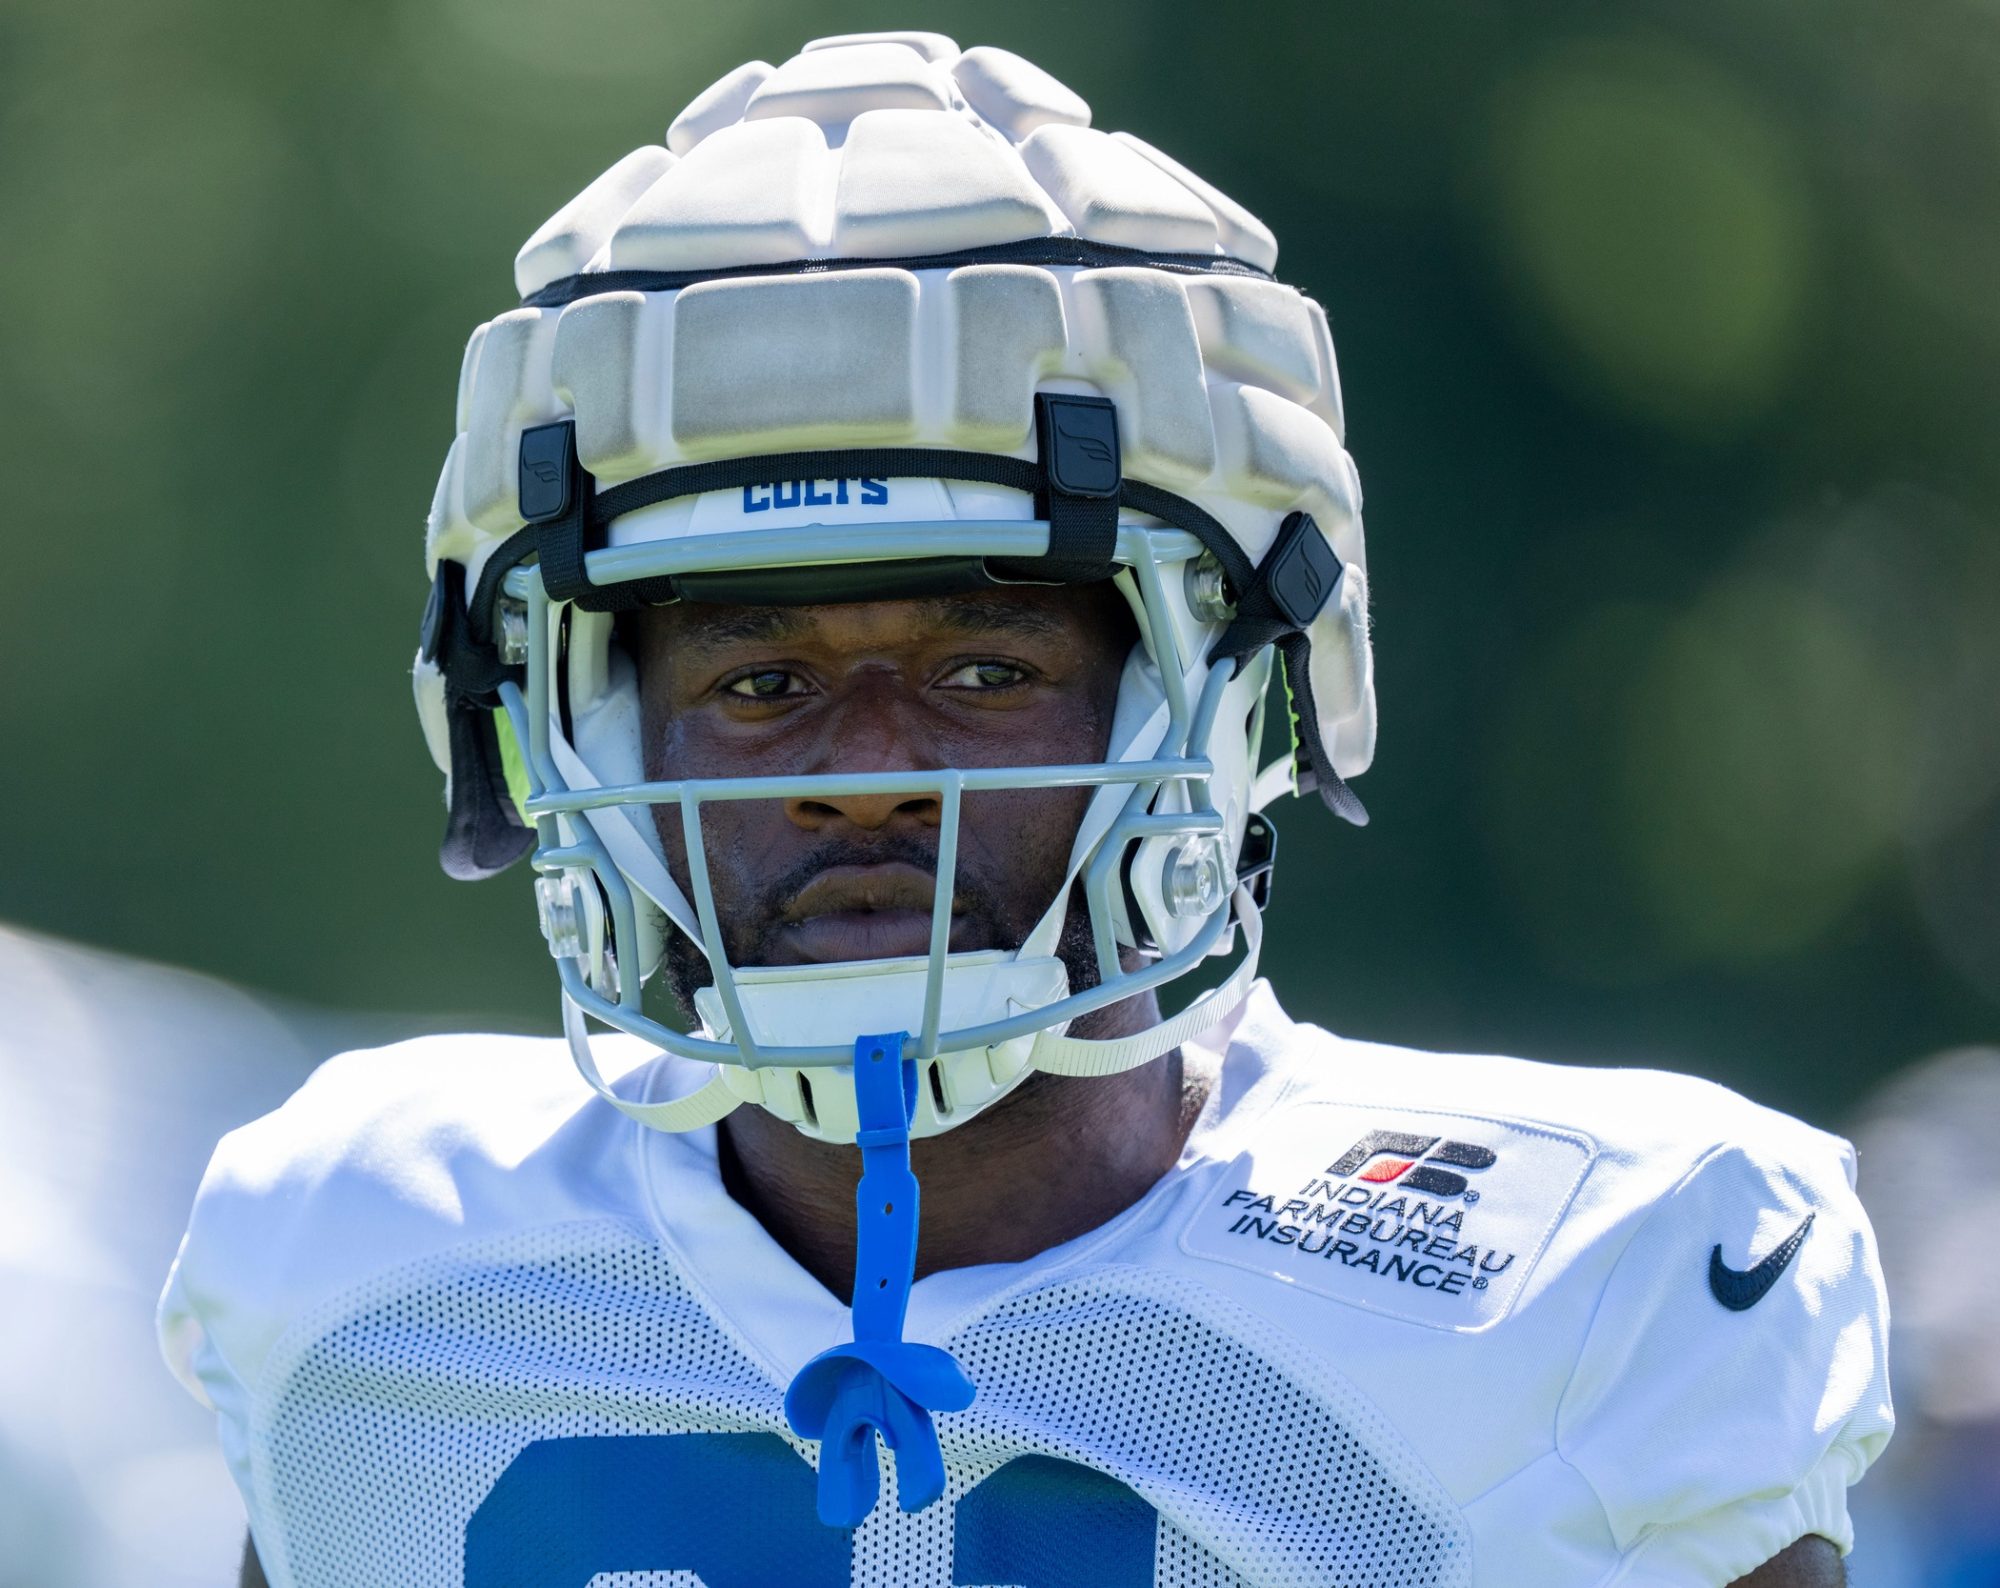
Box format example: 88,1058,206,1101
954,780,1096,921
639,708,785,907
951,662,1128,913
637,706,686,880
647,793,804,940
638,690,694,782
932,676,1126,773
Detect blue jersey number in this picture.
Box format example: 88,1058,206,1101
465,1433,1155,1586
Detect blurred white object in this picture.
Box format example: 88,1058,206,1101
1845,1045,2000,1588
1850,1046,2000,1422
0,925,369,1588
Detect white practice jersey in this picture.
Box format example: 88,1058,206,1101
159,985,1891,1587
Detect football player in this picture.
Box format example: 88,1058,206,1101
159,33,1891,1588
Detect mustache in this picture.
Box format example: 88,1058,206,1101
740,835,1010,954
660,834,1104,1017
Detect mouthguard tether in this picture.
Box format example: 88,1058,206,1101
783,1033,977,1526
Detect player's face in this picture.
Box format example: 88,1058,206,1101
628,585,1134,1013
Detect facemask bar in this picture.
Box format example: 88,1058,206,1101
497,519,1247,1075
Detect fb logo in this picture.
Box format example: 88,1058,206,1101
1294,555,1324,610
1055,419,1115,468
1327,1130,1497,1197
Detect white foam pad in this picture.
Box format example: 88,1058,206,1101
1311,564,1376,775
1305,299,1347,442
802,31,960,63
551,292,671,482
411,653,450,776
422,435,475,574
1210,383,1360,567
1021,124,1219,255
1329,712,1376,781
514,146,676,298
454,324,486,433
459,307,556,533
1185,278,1321,404
1070,268,1216,482
745,42,952,127
610,118,828,271
951,46,1090,140
945,265,1068,447
520,40,1280,290
670,271,919,451
831,109,1056,256
430,40,1376,775
1112,132,1278,272
666,61,773,156
432,261,1367,602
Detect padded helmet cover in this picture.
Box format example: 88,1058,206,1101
410,31,1376,1142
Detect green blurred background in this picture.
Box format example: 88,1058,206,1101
3,0,1995,1130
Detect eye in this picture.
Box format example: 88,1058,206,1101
723,668,810,700
939,660,1028,690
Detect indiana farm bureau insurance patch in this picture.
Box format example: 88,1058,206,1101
1181,1103,1597,1331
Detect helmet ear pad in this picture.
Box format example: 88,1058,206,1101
564,611,673,984
1309,563,1376,778
1084,564,1272,964
568,608,639,782
1114,648,1272,959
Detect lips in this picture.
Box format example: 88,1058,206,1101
774,862,970,964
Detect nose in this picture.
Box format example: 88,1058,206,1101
783,682,944,834
786,784,942,833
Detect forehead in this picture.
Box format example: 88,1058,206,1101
630,583,1127,657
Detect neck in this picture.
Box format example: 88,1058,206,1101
717,992,1213,1303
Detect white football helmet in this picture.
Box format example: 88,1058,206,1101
411,31,1376,1150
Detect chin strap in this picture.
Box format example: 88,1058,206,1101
1030,887,1264,1079
784,1033,977,1527
559,991,742,1133
556,884,1256,1144
555,887,1262,1135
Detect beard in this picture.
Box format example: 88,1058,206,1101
657,829,1108,1023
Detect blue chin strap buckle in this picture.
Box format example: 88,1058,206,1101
784,1033,977,1528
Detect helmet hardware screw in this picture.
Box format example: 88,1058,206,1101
1164,837,1229,918
497,598,530,666
535,874,586,958
1184,554,1236,624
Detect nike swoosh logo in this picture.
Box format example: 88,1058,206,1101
1709,1211,1815,1311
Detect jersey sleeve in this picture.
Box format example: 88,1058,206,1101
158,1245,219,1408
156,1141,284,1518
155,1042,421,1426
153,1035,643,1473
1556,1119,1893,1584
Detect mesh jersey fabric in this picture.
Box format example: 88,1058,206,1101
159,984,1891,1586
250,1225,1464,1587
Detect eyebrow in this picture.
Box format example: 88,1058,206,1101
674,592,1067,652
931,592,1066,638
675,605,808,648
